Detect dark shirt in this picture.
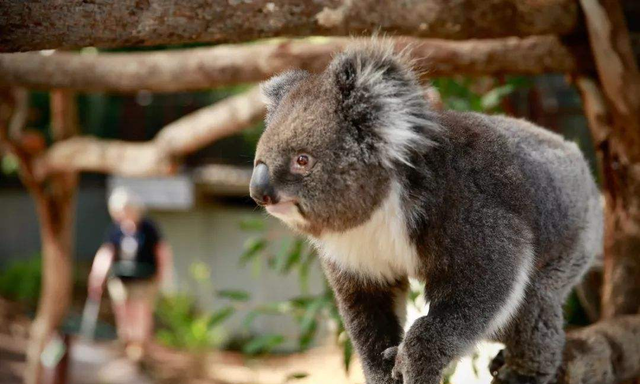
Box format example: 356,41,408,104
105,218,161,280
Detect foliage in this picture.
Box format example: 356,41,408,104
432,76,532,113
0,256,42,305
155,260,239,351
237,217,354,364
1,153,19,175
155,293,232,350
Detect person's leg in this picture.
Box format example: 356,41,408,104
124,280,157,360
122,301,141,360
107,278,130,344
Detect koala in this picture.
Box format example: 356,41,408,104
250,43,603,384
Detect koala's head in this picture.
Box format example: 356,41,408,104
251,44,439,236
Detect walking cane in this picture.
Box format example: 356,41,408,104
80,296,101,340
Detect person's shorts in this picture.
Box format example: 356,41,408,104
107,277,158,305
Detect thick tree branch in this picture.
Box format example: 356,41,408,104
0,36,587,93
558,315,640,384
37,87,265,177
0,0,579,52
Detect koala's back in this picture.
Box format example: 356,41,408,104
436,111,602,278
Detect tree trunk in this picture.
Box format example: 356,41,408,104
0,0,578,52
25,184,76,384
578,0,640,319
0,36,590,93
24,90,78,384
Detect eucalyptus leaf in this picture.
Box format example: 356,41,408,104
217,289,251,302
242,333,285,355
208,306,235,328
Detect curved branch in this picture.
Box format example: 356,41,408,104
0,0,578,52
37,87,265,177
559,315,640,384
0,36,586,93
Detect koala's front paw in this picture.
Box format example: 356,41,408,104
382,344,406,382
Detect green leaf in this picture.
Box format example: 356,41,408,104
242,310,260,329
242,334,285,355
189,261,211,282
408,290,421,305
156,329,178,347
289,295,316,309
208,306,235,328
298,258,310,294
300,298,324,335
239,218,267,231
298,319,317,350
276,239,304,274
217,289,251,302
480,84,515,111
240,237,267,266
342,337,353,372
285,372,309,381
1,154,19,175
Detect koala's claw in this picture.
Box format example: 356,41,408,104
382,345,406,381
382,346,398,361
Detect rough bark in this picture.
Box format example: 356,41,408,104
579,0,640,319
37,87,265,177
0,0,579,52
0,36,588,93
558,315,640,384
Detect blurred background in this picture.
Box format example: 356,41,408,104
2,1,640,384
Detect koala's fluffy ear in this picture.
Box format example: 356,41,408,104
327,44,439,167
261,70,310,122
327,44,419,127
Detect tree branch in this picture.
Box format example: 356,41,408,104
0,0,578,52
37,87,265,177
0,88,42,193
0,36,587,93
558,315,640,384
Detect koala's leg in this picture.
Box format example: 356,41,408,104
322,261,408,384
395,226,535,384
492,288,565,384
395,292,502,384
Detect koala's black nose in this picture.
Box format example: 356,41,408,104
250,163,277,205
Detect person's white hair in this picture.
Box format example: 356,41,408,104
108,187,145,218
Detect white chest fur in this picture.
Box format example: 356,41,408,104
314,184,420,282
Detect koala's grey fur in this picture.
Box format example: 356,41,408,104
253,43,603,384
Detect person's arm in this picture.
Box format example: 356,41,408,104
88,244,115,300
155,241,173,288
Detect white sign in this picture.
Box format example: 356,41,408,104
107,175,194,210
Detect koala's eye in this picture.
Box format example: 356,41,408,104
291,153,315,173
297,155,309,167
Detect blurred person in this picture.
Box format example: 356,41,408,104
87,187,172,360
